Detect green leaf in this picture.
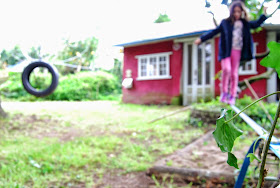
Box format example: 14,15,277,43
260,41,280,78
213,109,243,153
228,152,239,169
247,153,262,163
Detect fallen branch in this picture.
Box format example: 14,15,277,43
147,166,235,185
148,106,191,124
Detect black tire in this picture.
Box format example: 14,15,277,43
22,61,59,97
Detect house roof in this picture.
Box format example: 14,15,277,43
115,29,210,47
115,17,216,48
116,23,280,48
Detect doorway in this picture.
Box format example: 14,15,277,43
182,41,215,105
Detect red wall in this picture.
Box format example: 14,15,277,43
123,29,268,105
214,29,267,99
122,41,183,104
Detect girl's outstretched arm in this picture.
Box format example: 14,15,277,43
199,22,222,43
249,14,268,29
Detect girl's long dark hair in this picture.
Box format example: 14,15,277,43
226,1,249,23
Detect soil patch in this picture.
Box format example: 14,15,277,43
97,131,255,188
152,131,240,172
0,113,84,142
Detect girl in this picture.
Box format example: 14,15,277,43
194,1,267,105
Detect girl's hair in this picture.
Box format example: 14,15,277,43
227,1,249,23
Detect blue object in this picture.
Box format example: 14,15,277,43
221,0,228,5
231,105,280,187
234,139,261,188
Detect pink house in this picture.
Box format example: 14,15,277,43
117,24,280,105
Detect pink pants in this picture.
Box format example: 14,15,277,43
221,49,241,98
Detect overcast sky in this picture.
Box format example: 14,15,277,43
0,0,279,69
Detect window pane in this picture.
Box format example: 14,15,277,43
248,63,252,70
239,43,257,74
159,63,166,75
149,57,157,76
198,45,202,85
205,42,211,85
187,45,192,85
160,56,166,62
140,58,147,77
159,56,167,76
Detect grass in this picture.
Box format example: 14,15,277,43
0,101,205,187
1,98,275,187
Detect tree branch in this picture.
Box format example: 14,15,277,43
238,69,276,91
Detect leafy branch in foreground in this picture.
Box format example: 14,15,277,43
213,41,280,187
213,109,242,169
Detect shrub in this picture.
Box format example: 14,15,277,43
0,71,121,101
0,72,28,98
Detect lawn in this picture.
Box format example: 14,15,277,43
0,101,206,187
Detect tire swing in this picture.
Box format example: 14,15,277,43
22,61,59,97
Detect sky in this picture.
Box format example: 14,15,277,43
0,0,279,69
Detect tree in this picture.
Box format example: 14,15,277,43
56,37,98,74
111,58,123,83
28,46,50,59
0,46,26,67
205,0,279,21
154,13,171,23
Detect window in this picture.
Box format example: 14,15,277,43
239,43,258,75
136,52,172,80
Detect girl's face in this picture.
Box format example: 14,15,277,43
233,6,242,20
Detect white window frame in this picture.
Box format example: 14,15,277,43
239,43,258,75
135,52,172,80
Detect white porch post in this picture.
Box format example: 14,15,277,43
267,31,277,103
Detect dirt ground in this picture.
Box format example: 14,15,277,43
96,130,258,188
1,102,277,188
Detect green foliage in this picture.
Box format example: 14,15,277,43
260,41,280,78
0,72,28,98
47,71,120,101
0,46,26,66
29,68,53,91
56,37,98,74
154,13,171,23
0,45,51,69
245,0,263,20
193,96,280,130
247,153,261,163
110,58,123,83
213,109,243,168
0,71,121,101
236,95,280,129
28,46,49,59
227,152,239,169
